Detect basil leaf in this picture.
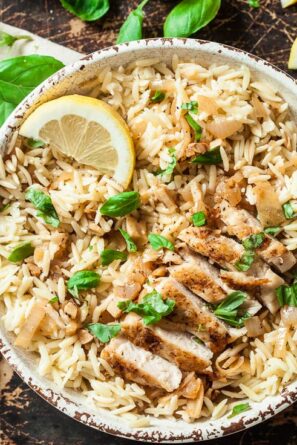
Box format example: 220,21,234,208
248,0,260,7
27,138,45,148
164,0,221,38
100,191,140,217
87,322,121,343
242,233,265,250
0,203,10,213
181,101,198,114
264,226,281,236
192,211,207,227
156,148,177,177
26,187,60,228
49,296,59,304
60,0,109,21
116,0,150,44
151,90,165,103
100,249,127,266
8,242,34,263
0,32,32,47
192,146,222,165
185,113,202,141
214,291,249,327
282,202,296,219
118,290,175,325
119,228,137,252
276,284,297,307
67,270,100,297
228,403,251,418
148,233,174,251
0,55,64,126
235,250,255,272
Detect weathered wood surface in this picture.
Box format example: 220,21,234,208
0,0,297,444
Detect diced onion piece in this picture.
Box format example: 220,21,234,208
251,95,268,118
253,182,285,226
206,119,242,139
14,299,47,348
197,95,218,115
245,316,264,337
273,327,288,358
281,305,297,327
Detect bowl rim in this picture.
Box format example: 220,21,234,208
0,37,297,443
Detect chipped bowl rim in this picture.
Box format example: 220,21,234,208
0,38,297,442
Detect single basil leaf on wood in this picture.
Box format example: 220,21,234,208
185,113,202,141
228,403,251,418
0,55,64,126
87,323,121,343
67,270,100,297
0,32,32,47
26,187,60,227
164,0,221,38
60,0,110,21
192,146,222,165
148,233,174,251
100,249,128,266
8,242,34,263
100,191,140,217
119,228,137,252
192,211,206,227
116,0,150,44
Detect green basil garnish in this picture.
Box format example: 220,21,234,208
118,290,175,325
148,233,174,251
100,249,127,266
214,291,250,328
192,211,207,227
282,202,296,219
60,0,110,21
0,203,10,213
27,138,45,148
264,226,281,236
86,322,121,343
26,187,60,228
181,101,198,114
67,270,100,298
276,284,297,307
8,242,34,263
119,228,137,252
242,233,265,250
228,403,251,418
0,31,32,48
164,0,221,38
151,90,166,103
192,146,222,165
155,148,177,177
116,0,150,44
49,296,59,304
185,113,202,141
100,191,140,217
235,250,255,272
248,0,260,8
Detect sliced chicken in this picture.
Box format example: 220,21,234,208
219,200,296,273
121,313,213,374
101,337,182,392
220,270,270,289
157,278,231,353
178,227,244,270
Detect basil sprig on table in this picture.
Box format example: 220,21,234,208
276,284,297,307
192,147,222,165
181,101,198,114
86,322,121,343
118,290,175,325
0,55,64,126
116,0,150,44
0,31,32,48
192,211,207,227
228,403,251,419
185,113,202,142
60,0,110,21
26,187,60,228
214,291,250,328
8,242,34,263
100,191,140,217
151,90,166,103
148,233,174,251
119,228,137,253
100,249,128,266
164,0,221,38
67,270,100,298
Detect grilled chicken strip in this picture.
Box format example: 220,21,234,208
121,314,213,374
101,337,182,392
157,278,231,353
219,200,296,273
220,270,270,289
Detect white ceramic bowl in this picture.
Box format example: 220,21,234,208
0,38,296,442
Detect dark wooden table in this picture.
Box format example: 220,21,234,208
0,1,297,444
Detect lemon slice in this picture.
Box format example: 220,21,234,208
288,38,297,69
281,0,297,7
19,95,135,188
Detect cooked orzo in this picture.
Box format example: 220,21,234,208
1,56,297,427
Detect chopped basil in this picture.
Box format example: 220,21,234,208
235,250,255,272
192,146,222,165
26,187,60,228
119,228,137,252
86,323,121,343
264,226,281,236
228,403,251,418
151,90,165,103
100,249,127,266
0,203,10,213
276,284,297,307
193,337,203,345
181,101,198,114
282,202,296,219
155,148,177,177
100,191,140,217
148,233,174,251
67,270,100,298
8,242,34,263
214,291,250,328
27,138,45,148
49,296,59,304
192,211,207,227
248,0,260,8
185,113,202,141
118,290,175,325
88,244,94,251
242,233,265,250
